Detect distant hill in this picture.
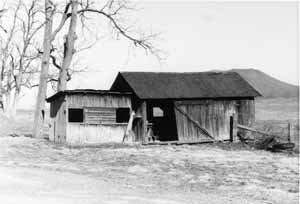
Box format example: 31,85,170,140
229,69,299,98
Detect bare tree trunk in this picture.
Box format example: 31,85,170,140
57,0,78,91
11,90,18,118
3,90,18,118
3,93,11,117
33,0,53,138
0,74,3,112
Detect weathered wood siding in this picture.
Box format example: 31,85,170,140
49,95,67,143
236,99,255,137
174,99,255,142
84,107,116,124
67,94,131,108
174,100,237,142
66,123,127,144
65,94,131,145
237,99,255,126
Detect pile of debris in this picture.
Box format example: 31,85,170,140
238,133,295,153
256,136,295,152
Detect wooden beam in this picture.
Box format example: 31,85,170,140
122,111,135,143
144,140,215,145
237,124,280,137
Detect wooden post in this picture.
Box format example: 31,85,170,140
141,101,147,144
230,114,238,142
288,122,292,143
230,116,233,142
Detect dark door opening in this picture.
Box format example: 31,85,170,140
147,101,178,141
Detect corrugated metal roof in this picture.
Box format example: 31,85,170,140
110,71,261,99
46,89,132,102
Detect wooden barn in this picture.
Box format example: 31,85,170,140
46,90,132,144
46,71,260,145
110,72,261,144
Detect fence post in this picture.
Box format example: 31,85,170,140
288,122,292,143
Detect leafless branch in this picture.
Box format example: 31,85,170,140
51,1,72,41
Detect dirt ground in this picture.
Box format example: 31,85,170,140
0,136,298,204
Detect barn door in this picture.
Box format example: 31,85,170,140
174,100,235,142
174,102,215,142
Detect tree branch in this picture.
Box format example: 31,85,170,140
77,9,151,49
51,2,72,41
50,54,61,69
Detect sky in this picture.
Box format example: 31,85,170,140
22,1,299,109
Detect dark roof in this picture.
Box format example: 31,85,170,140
110,71,261,99
46,89,132,102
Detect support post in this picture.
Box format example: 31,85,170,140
122,111,135,143
230,114,238,142
141,101,147,144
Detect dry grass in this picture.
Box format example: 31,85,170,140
0,136,298,203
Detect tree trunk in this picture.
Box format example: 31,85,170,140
3,92,11,117
33,0,53,138
3,89,18,119
2,65,14,118
57,0,78,91
0,75,3,112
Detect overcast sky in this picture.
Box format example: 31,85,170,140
22,1,299,109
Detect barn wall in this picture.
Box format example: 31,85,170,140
237,99,255,126
174,99,256,142
66,123,127,144
174,100,237,142
49,95,67,143
65,94,131,145
236,99,255,137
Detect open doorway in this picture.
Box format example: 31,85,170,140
147,101,178,141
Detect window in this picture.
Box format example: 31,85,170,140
153,107,164,117
116,108,130,123
68,108,84,122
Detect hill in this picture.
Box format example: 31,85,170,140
230,69,299,98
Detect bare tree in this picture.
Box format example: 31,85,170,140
0,0,43,118
0,1,20,115
57,0,78,91
33,0,54,138
33,0,161,138
33,47,87,91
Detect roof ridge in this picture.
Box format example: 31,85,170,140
120,71,234,74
